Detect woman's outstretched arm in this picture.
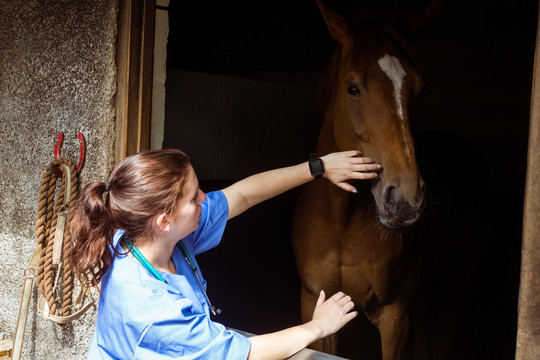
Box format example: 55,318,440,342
222,150,380,219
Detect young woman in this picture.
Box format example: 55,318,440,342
71,148,380,359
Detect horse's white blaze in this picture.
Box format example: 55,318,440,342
378,54,406,119
378,54,411,159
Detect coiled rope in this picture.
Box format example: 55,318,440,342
35,158,79,318
12,147,92,360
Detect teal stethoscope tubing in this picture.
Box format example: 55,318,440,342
126,239,167,282
125,238,221,316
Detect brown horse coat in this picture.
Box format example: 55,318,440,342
292,1,485,359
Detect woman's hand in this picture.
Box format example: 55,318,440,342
321,150,381,193
309,291,358,338
247,291,357,359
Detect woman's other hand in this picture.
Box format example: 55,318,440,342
309,290,358,338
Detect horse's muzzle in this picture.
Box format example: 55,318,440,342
377,182,425,229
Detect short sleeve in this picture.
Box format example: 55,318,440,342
183,190,229,255
134,298,251,360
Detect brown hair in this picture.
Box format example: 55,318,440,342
71,149,191,288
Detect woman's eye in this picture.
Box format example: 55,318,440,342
347,86,361,96
192,189,201,203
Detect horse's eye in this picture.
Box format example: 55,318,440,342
347,86,361,96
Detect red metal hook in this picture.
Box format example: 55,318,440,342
53,132,63,160
51,132,86,175
77,132,86,173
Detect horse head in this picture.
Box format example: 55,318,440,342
316,0,439,229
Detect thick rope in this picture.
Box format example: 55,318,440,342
35,158,79,318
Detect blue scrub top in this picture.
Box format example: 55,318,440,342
87,191,251,360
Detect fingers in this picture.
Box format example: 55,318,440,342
341,298,355,313
352,163,381,171
337,182,358,193
313,290,357,336
321,151,382,192
316,290,326,308
346,311,359,322
327,292,355,312
329,291,350,303
350,170,379,180
350,156,376,164
341,150,363,158
342,150,374,163
350,157,381,176
337,167,378,192
338,151,382,175
350,156,381,181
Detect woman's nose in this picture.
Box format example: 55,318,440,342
197,189,207,205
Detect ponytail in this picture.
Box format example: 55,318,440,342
71,181,115,288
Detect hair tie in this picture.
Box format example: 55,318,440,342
104,181,109,192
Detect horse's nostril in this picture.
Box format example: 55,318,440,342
383,185,397,207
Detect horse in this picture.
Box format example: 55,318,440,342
292,1,487,359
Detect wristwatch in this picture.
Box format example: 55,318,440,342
308,153,325,179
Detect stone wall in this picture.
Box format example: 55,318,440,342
0,0,118,358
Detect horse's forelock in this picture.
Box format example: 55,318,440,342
346,21,420,72
382,25,421,71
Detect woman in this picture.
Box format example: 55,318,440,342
72,148,380,359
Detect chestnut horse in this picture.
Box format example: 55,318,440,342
293,1,485,359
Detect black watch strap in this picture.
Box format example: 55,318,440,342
308,153,325,179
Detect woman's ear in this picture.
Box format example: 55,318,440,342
155,213,170,232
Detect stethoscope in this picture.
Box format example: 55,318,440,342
125,237,222,316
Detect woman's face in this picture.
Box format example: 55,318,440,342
167,165,207,240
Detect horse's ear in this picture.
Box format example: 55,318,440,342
405,0,443,40
316,0,353,48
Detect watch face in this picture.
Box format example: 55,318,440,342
310,159,324,174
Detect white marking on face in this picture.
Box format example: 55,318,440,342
378,54,411,159
378,54,407,119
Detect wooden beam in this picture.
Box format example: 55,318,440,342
516,5,540,359
115,0,156,163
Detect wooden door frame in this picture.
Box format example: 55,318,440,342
115,0,156,163
516,5,540,358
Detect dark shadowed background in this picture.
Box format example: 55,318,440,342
163,0,537,358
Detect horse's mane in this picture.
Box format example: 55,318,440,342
316,20,421,110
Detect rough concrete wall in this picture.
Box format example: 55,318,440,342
0,0,118,358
